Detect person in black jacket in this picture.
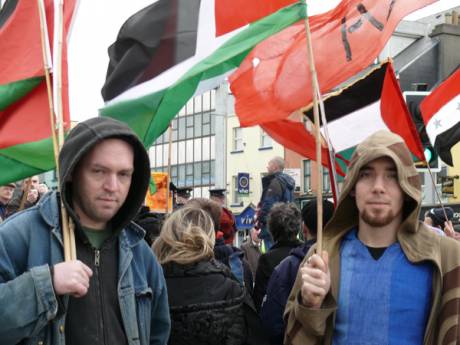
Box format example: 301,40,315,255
134,206,165,246
252,203,302,312
260,198,335,344
153,206,268,345
187,197,254,293
255,157,295,251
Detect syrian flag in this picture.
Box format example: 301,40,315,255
420,68,460,166
304,61,424,161
0,0,76,185
100,0,305,147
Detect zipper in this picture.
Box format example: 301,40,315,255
93,248,106,343
94,249,100,267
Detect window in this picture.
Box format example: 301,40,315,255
202,112,211,136
178,117,186,140
233,127,243,151
186,115,194,139
210,161,215,185
323,168,330,192
202,91,211,111
202,161,211,185
171,119,178,141
232,176,243,205
194,96,202,112
194,114,202,137
194,162,202,185
303,160,311,192
260,129,272,148
186,164,194,186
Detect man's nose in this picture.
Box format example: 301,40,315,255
372,175,386,193
104,174,119,191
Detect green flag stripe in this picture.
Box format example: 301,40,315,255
0,156,46,186
100,2,306,147
149,178,157,195
0,136,56,185
0,76,43,111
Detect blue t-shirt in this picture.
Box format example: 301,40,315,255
333,229,433,345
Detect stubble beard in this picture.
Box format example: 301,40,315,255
74,193,121,228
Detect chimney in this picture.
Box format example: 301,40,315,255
453,10,459,26
430,16,460,81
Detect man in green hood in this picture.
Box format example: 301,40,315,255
284,130,460,345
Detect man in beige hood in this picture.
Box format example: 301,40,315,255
284,130,460,345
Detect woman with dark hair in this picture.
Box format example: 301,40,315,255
153,206,267,345
252,203,303,312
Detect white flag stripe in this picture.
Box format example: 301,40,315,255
324,101,388,152
426,94,460,145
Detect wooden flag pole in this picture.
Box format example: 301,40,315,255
18,178,33,212
166,123,173,213
302,6,323,254
37,0,59,166
38,0,75,261
316,86,340,201
56,0,76,261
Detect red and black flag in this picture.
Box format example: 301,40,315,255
229,0,438,127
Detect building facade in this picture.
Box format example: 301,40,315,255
149,89,219,199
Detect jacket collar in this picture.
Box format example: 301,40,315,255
262,172,280,188
37,192,61,228
119,222,146,249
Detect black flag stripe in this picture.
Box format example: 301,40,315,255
101,0,201,101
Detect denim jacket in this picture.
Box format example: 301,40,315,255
0,192,170,345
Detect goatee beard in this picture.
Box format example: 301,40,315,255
361,209,395,227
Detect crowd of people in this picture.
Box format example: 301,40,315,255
1,117,460,345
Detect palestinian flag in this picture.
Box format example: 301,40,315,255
229,0,438,127
100,0,306,148
304,62,425,162
0,0,76,185
420,68,460,166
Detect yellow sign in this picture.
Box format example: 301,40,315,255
145,172,173,213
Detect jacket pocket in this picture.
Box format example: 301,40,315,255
135,287,153,345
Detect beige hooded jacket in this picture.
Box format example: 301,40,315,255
284,130,460,345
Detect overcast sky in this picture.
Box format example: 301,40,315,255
68,0,460,123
